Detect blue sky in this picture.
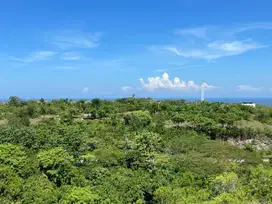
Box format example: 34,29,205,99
1,0,272,99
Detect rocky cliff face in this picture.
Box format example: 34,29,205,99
228,137,272,151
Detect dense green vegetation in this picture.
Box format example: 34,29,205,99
0,96,271,203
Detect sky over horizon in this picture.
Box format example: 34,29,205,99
1,0,272,99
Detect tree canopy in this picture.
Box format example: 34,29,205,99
0,97,271,203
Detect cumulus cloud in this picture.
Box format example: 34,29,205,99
11,51,57,62
139,73,217,91
121,86,132,92
82,87,89,93
237,85,264,92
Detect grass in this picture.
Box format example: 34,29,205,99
30,115,55,125
235,119,267,131
0,119,7,125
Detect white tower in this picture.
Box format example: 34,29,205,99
201,82,205,102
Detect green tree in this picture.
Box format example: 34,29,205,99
172,114,186,125
61,187,100,204
247,165,272,202
216,112,239,128
8,96,22,106
207,192,248,204
22,175,59,204
125,131,161,169
37,147,84,186
154,187,210,204
7,113,30,127
0,126,37,149
211,172,239,195
0,164,23,201
123,111,152,130
91,98,101,110
40,98,45,103
255,108,270,123
60,111,74,124
148,102,161,114
0,144,28,175
187,114,218,136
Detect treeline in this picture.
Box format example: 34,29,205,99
0,96,271,203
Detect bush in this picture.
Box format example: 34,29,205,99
123,111,152,130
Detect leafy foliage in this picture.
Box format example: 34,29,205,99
0,97,271,203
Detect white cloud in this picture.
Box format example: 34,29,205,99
154,64,204,72
175,27,209,39
11,51,57,62
121,86,132,92
231,22,272,35
237,85,264,92
165,47,214,59
82,87,89,93
139,73,217,91
51,31,101,49
165,40,264,60
175,23,272,39
157,23,272,60
61,52,81,60
155,69,168,72
208,40,265,53
202,82,218,89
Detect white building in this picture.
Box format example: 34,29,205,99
241,102,256,108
